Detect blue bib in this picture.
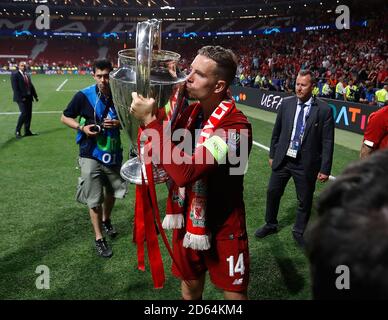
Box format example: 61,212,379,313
76,85,123,166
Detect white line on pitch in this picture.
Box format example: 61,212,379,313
0,110,337,181
252,140,336,180
253,140,270,151
56,79,68,91
0,111,62,115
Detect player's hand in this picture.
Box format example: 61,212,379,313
130,92,156,126
269,158,273,168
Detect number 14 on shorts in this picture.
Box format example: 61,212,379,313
227,253,245,277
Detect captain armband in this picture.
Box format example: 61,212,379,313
202,135,229,163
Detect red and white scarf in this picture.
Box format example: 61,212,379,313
163,99,237,250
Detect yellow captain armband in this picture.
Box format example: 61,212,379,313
164,101,171,115
202,135,229,163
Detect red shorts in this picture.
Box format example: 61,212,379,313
171,228,250,292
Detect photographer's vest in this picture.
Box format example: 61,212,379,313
76,85,123,166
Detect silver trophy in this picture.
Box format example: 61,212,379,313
110,19,186,184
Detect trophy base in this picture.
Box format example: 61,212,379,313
120,157,169,185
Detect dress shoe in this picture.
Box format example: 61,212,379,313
24,131,39,137
292,231,306,249
15,132,22,139
254,225,278,238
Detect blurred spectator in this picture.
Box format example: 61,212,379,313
377,64,388,88
321,79,332,98
375,84,388,107
335,77,346,101
306,149,388,299
359,81,376,105
344,79,358,102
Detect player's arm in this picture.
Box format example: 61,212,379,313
360,111,384,159
360,143,373,159
144,120,218,187
130,93,242,187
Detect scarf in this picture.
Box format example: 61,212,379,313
132,85,186,288
163,99,237,251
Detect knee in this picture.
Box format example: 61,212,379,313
182,292,202,300
181,280,203,300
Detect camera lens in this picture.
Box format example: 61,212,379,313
90,125,101,133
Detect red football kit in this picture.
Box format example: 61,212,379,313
363,105,388,151
145,100,252,292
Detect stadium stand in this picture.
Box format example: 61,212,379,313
0,0,386,104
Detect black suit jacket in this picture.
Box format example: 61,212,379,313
11,71,38,103
269,96,334,177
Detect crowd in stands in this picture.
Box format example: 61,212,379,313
233,23,387,106
1,12,386,106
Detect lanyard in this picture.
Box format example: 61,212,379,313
295,103,312,143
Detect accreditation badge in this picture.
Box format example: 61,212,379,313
286,140,299,158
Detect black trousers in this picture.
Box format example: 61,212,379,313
265,157,317,234
15,99,33,134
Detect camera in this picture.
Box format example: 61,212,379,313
85,119,105,134
90,124,102,133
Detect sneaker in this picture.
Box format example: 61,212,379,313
254,224,278,238
102,219,118,239
95,238,113,258
15,132,22,139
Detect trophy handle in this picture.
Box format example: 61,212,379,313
136,19,161,98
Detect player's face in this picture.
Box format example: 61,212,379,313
185,54,219,100
295,74,313,102
93,68,110,94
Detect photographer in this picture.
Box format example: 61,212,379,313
61,59,127,258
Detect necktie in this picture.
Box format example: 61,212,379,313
23,73,29,88
294,104,308,144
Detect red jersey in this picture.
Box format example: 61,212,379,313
147,102,253,239
146,102,252,292
363,106,388,150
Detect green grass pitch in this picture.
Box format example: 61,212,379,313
0,74,361,299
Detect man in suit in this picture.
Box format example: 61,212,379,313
254,69,335,248
11,61,39,139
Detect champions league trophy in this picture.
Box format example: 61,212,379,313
110,19,186,184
